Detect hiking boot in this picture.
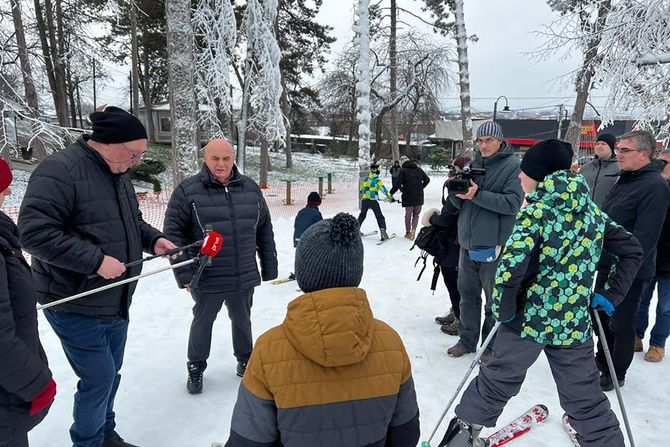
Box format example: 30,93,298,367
447,341,474,358
644,345,665,363
600,373,624,392
440,319,460,336
404,231,412,240
435,309,457,326
634,336,643,352
102,432,141,447
480,349,493,364
380,229,389,241
187,361,206,394
236,360,248,377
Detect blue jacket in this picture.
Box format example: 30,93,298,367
293,204,322,247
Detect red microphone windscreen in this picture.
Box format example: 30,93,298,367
200,231,223,256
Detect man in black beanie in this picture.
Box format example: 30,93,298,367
226,213,420,447
19,105,177,447
580,132,619,207
439,139,642,447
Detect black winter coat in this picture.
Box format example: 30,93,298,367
654,179,670,278
0,212,52,439
293,204,322,248
599,160,670,280
389,162,430,207
18,136,163,318
429,194,460,268
164,165,278,292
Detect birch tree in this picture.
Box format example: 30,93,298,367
166,0,198,186
192,0,237,139
423,0,474,154
237,0,285,176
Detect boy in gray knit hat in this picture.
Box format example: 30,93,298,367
225,212,420,446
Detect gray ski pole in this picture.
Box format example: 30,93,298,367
422,321,502,447
593,310,636,447
37,259,196,311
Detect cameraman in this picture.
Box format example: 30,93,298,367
446,121,524,362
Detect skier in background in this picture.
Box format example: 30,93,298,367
358,163,394,241
440,139,642,447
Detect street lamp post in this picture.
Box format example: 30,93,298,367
493,96,510,121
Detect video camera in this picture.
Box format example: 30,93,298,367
446,165,486,193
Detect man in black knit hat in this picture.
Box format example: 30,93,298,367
19,106,177,447
580,132,620,207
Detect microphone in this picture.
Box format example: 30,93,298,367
190,230,223,291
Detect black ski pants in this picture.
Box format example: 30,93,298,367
188,288,254,364
594,275,648,380
456,325,624,447
358,199,387,230
441,265,460,319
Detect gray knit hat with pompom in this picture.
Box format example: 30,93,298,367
295,213,364,293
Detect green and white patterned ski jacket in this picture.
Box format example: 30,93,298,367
492,170,643,346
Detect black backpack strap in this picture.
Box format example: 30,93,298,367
416,252,428,281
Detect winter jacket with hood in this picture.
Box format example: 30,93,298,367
164,164,278,292
449,141,524,250
225,287,420,447
389,161,430,207
360,172,390,201
0,212,53,439
599,159,670,280
579,156,619,207
18,136,163,318
492,170,643,346
293,204,322,248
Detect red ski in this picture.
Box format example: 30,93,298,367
562,413,581,447
484,404,549,447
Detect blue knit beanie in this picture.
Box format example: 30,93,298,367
295,213,364,293
476,121,504,141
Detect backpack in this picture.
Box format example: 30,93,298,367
410,226,451,293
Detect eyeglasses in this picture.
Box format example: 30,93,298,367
120,143,146,162
616,147,647,154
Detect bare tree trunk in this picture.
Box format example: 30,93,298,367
389,0,399,161
66,64,77,126
453,0,473,155
0,102,10,162
11,0,47,160
130,0,140,115
564,0,611,153
141,42,155,142
280,81,292,168
237,57,252,174
34,0,68,126
166,0,199,186
259,137,269,188
43,0,69,126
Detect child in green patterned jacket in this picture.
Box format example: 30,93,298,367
439,139,643,447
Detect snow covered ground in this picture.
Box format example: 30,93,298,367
22,173,669,446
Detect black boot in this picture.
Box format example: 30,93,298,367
102,431,140,447
438,417,486,447
187,361,206,394
236,360,248,377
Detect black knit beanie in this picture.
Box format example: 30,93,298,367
596,133,617,156
90,106,147,143
520,139,574,182
295,213,364,293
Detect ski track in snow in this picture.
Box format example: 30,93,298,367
24,173,668,446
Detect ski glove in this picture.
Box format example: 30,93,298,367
591,293,615,316
30,378,56,416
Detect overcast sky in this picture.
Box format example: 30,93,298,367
96,0,605,116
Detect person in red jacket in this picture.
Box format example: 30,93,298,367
0,157,56,447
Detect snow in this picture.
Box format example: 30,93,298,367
16,172,669,446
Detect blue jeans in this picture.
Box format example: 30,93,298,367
44,310,128,447
636,277,670,348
